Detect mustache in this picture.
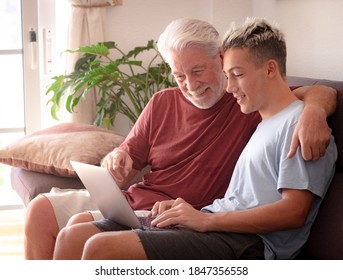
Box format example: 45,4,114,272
187,85,209,96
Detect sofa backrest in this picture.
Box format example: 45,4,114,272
288,76,343,170
288,76,343,259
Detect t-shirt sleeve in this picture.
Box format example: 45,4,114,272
119,96,156,171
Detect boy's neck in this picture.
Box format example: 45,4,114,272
259,82,298,120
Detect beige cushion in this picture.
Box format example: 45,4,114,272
0,123,125,177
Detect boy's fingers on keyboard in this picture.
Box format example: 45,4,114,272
150,202,161,217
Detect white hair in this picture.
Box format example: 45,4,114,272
157,18,221,65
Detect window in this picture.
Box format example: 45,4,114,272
0,0,25,207
0,0,25,139
0,0,69,207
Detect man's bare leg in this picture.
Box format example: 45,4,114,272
24,196,94,259
24,196,59,259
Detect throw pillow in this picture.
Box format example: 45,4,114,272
0,123,125,177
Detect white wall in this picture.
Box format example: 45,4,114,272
51,0,343,134
106,0,342,81
105,0,251,49
252,0,343,81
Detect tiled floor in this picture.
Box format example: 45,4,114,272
0,166,25,259
0,208,25,259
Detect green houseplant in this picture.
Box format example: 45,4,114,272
46,40,176,128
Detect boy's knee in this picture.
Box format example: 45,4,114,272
82,231,145,260
82,233,119,259
83,234,104,256
55,225,78,248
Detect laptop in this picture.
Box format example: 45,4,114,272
70,160,152,229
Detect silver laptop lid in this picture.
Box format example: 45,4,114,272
70,160,141,229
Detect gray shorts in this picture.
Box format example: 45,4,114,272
93,218,265,260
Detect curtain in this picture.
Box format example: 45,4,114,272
65,0,122,124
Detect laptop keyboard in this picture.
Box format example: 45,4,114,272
138,216,155,228
137,216,177,231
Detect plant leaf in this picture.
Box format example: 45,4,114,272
45,39,176,127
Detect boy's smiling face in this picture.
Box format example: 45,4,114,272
223,47,270,116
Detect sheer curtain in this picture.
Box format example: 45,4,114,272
65,0,122,124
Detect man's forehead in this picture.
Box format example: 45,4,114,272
171,62,206,73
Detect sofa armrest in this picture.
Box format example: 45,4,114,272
11,165,151,207
11,167,85,207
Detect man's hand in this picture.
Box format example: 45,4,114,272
288,105,331,160
151,198,210,232
101,148,134,185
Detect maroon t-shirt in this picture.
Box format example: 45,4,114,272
120,87,261,210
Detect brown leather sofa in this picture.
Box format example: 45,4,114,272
287,76,343,260
11,76,343,259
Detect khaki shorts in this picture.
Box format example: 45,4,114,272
42,187,150,229
42,187,104,229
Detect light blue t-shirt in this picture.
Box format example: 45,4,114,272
203,100,337,259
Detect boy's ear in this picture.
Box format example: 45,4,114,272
267,59,278,77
